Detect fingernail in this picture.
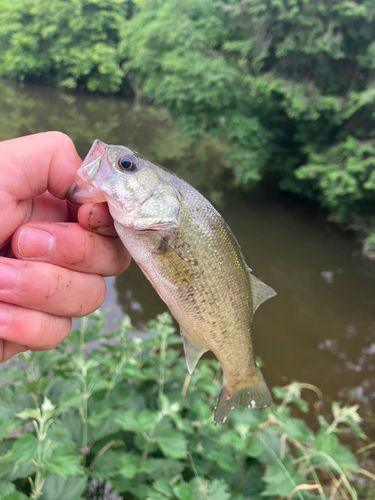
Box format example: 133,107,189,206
18,228,54,258
0,305,9,326
0,264,17,290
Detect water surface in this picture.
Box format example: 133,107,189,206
1,79,374,420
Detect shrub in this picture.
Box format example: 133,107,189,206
0,311,370,499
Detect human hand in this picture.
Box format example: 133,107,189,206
0,132,130,362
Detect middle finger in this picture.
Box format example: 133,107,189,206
0,258,106,317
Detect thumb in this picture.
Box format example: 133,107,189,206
0,132,82,243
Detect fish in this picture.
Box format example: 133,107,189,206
68,140,276,424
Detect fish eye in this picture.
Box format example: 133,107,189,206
117,154,138,172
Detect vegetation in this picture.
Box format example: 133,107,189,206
0,0,375,245
0,311,372,500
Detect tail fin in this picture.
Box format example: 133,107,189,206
214,367,272,425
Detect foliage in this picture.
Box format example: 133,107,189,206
118,0,375,227
0,0,132,93
0,0,375,240
295,137,375,221
363,231,375,259
0,311,369,500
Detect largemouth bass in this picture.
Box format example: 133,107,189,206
68,140,276,424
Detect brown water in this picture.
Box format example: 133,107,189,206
1,79,375,418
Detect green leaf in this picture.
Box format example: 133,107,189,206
45,447,84,478
87,406,111,427
0,392,35,419
2,492,29,500
118,453,138,479
2,460,37,482
313,432,357,477
152,479,174,497
45,378,81,407
147,458,184,480
257,431,286,464
58,391,83,411
91,450,124,481
23,377,52,397
0,368,24,382
218,430,242,449
282,417,314,444
90,411,121,441
0,419,17,440
115,409,156,433
173,482,193,500
145,491,170,500
0,480,16,496
241,463,264,496
87,369,111,393
14,409,41,421
10,434,38,464
262,459,305,497
330,403,367,439
205,444,237,472
191,477,231,500
139,459,155,474
59,412,91,447
245,437,264,458
46,425,76,447
40,475,87,500
231,408,264,432
156,430,187,459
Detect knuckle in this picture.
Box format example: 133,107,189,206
81,231,96,267
104,239,131,276
43,131,72,150
36,314,72,350
0,340,5,363
66,229,96,269
44,266,66,301
74,276,106,317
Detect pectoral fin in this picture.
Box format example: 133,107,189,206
182,331,207,374
157,242,194,287
249,270,277,313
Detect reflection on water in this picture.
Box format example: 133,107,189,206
1,79,375,419
0,78,229,198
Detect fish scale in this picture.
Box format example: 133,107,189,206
68,139,277,424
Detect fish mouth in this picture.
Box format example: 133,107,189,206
67,178,107,204
66,183,80,204
67,140,111,204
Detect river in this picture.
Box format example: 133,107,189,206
1,79,374,426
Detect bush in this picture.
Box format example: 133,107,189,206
0,0,131,93
363,231,375,259
0,311,370,499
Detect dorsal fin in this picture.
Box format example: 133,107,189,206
249,272,276,313
182,330,208,374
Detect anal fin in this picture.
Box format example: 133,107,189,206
182,331,207,374
249,271,277,313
